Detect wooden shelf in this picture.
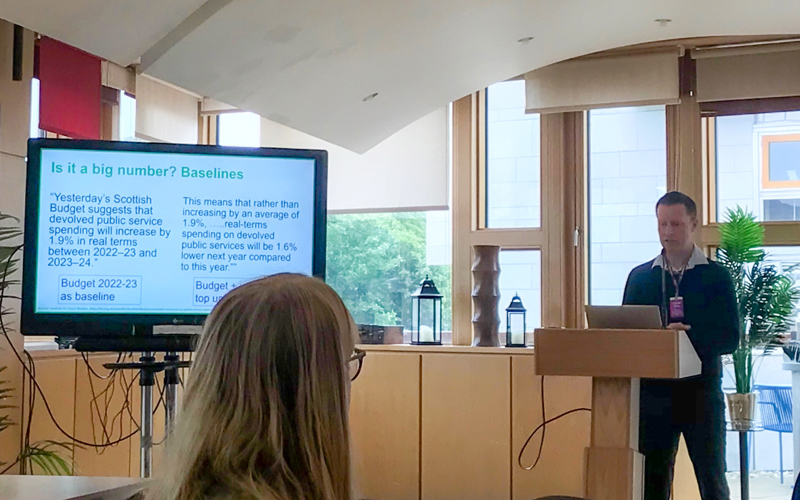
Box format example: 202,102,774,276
356,343,536,355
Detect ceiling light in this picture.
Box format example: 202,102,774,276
362,93,378,102
655,19,671,27
517,37,535,44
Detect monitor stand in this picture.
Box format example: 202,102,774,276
72,331,196,478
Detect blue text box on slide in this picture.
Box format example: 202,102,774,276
193,277,251,306
58,275,143,305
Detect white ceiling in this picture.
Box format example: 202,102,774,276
2,0,800,152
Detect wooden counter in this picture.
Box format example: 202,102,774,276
24,343,701,499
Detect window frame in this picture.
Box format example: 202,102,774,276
483,81,543,231
762,133,800,190
700,114,800,249
585,105,670,307
452,88,586,345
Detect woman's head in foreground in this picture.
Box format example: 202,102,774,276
155,273,358,500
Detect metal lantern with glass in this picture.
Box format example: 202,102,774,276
505,293,527,347
410,275,443,345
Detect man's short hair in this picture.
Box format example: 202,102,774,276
656,191,697,219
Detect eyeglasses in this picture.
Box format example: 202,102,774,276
348,348,366,381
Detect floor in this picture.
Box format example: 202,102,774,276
726,471,794,500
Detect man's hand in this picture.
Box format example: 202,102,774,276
666,322,691,331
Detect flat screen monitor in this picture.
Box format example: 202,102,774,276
21,139,327,337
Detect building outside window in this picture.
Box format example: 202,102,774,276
716,112,800,222
588,106,667,306
486,80,541,229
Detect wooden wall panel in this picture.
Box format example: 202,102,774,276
23,351,190,480
72,354,134,477
512,355,591,500
452,96,476,346
0,20,34,472
421,354,510,500
350,352,421,500
24,346,704,500
24,354,77,473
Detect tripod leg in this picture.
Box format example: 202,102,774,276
140,354,155,479
164,353,179,436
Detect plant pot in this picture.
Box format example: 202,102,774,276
726,392,757,430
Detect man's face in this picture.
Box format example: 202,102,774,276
657,203,697,253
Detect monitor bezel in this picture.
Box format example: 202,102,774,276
21,138,327,337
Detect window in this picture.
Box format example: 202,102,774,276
720,245,797,477
29,78,40,138
326,211,452,342
498,250,541,344
715,112,800,221
119,92,136,141
218,112,261,147
764,198,800,222
588,106,667,305
711,113,800,491
763,134,800,188
485,81,541,228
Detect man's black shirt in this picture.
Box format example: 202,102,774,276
622,256,739,380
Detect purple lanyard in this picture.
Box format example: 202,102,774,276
665,261,685,296
660,260,686,326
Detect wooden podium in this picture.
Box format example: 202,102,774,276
534,328,702,500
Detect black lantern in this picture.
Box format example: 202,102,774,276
411,275,443,345
505,293,527,347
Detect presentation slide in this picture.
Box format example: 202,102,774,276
34,148,316,315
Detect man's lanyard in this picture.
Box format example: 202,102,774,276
660,257,687,326
665,260,686,296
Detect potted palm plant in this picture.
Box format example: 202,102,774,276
717,207,800,429
0,212,75,474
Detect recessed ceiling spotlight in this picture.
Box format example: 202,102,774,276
655,19,672,27
517,36,535,44
362,92,378,102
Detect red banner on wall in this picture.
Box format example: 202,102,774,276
39,37,101,139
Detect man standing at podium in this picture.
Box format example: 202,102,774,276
623,191,739,500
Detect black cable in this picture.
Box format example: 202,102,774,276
154,374,165,413
518,375,592,471
85,358,119,446
22,350,35,474
118,364,142,435
179,352,189,389
81,352,119,380
102,365,140,444
0,245,139,448
0,326,139,448
151,378,169,446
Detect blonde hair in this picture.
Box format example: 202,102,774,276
152,273,357,500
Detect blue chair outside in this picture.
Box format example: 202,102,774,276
754,384,792,484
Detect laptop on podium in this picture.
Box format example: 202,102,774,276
585,305,663,329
